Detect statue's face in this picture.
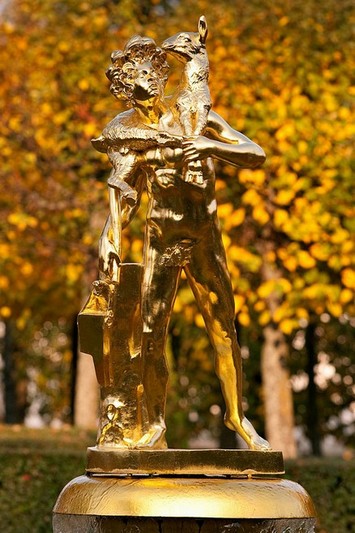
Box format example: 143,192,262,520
132,61,164,104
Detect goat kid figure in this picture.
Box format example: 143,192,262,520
162,16,211,186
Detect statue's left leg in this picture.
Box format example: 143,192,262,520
185,235,271,451
137,242,182,449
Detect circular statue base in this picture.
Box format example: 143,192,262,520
53,450,316,532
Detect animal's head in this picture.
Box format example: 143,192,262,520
162,16,208,62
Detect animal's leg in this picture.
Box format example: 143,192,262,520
108,151,139,206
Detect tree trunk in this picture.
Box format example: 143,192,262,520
258,253,297,459
261,325,297,458
3,320,28,424
74,351,99,429
305,321,321,456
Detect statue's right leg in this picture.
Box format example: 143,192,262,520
137,244,181,448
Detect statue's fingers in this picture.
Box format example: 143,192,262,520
182,140,194,148
184,154,198,163
182,147,197,157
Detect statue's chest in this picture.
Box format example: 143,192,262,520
158,111,183,136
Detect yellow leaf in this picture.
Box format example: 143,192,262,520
342,268,355,289
78,79,90,91
16,317,27,331
275,122,295,141
331,228,349,244
173,298,182,312
259,310,271,326
239,169,266,186
296,308,309,320
257,280,275,298
195,313,205,328
218,203,234,218
83,122,97,138
252,206,270,225
265,251,276,262
254,300,265,312
234,295,245,313
228,208,246,228
279,16,289,26
1,306,11,318
310,243,330,261
298,250,316,269
297,140,308,154
326,302,342,317
279,278,292,293
274,189,295,205
0,276,9,289
66,264,82,283
242,189,262,206
274,209,289,227
7,212,37,230
58,41,71,53
41,102,52,115
21,263,33,276
222,233,231,248
279,319,297,335
342,241,354,254
238,311,250,327
284,256,297,272
328,255,342,270
340,289,353,304
273,305,288,323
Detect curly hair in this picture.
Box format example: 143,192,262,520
106,36,169,103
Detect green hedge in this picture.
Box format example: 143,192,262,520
285,458,355,533
0,429,353,532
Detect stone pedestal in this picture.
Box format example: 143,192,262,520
53,450,317,532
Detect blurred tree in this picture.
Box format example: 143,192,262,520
290,314,355,453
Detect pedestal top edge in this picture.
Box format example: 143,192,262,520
86,447,285,476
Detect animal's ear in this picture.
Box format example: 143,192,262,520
198,16,208,44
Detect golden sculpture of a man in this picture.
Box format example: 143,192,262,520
92,32,270,452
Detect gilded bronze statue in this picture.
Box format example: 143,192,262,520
55,19,318,532
79,18,270,452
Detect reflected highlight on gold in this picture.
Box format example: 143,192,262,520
53,475,316,520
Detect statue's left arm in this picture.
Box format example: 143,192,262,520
182,110,266,168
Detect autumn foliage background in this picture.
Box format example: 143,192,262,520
0,0,354,457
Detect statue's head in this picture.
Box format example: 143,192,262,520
106,36,169,106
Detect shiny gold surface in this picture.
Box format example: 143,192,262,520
86,448,284,476
79,263,148,446
53,476,317,519
79,18,270,450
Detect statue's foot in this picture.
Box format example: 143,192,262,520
224,415,271,452
136,424,168,449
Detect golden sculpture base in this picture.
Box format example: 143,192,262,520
86,447,285,476
53,449,317,532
